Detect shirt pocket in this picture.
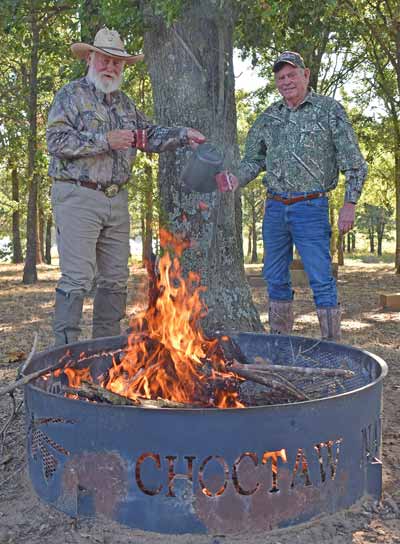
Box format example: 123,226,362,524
80,110,106,131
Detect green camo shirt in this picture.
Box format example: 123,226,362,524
47,77,188,186
237,90,367,203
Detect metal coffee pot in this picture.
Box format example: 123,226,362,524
180,143,224,193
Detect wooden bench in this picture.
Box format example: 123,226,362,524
379,292,400,311
290,259,338,288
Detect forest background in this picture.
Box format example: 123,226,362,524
0,0,399,331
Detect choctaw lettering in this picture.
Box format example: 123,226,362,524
135,439,342,497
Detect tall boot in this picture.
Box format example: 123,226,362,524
317,306,341,341
92,288,127,338
268,300,294,335
53,288,85,345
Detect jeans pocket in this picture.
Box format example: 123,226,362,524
306,196,329,208
51,182,77,205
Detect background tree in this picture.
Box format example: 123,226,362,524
141,0,262,331
342,0,400,272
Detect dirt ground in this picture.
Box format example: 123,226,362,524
0,260,399,544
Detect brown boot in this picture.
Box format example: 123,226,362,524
317,306,341,341
268,300,294,334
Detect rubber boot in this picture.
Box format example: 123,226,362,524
92,288,127,338
53,288,85,345
317,306,341,341
268,300,294,335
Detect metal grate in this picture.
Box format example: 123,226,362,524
234,334,375,401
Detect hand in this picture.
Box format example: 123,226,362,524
215,170,239,192
186,128,206,149
338,202,356,234
107,129,135,150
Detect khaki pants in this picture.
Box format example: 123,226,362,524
51,181,130,342
52,181,130,293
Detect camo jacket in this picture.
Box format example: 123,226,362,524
47,77,188,186
237,90,367,203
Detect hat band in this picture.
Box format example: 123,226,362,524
95,45,127,53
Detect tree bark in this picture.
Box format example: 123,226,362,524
142,0,262,332
11,166,23,264
37,198,44,264
45,214,52,265
395,149,400,273
337,233,344,265
247,227,252,259
23,5,39,284
143,162,154,265
251,196,258,264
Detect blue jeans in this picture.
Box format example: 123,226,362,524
262,194,337,308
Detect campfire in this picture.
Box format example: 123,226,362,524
42,230,354,408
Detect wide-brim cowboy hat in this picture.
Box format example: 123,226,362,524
71,27,144,65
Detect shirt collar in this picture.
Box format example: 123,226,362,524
277,88,315,111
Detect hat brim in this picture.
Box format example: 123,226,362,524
273,60,300,73
71,43,144,65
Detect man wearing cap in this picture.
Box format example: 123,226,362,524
47,28,205,345
216,51,367,340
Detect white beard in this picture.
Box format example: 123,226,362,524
87,63,123,94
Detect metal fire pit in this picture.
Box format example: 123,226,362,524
24,333,387,535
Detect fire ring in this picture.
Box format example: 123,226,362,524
24,333,387,534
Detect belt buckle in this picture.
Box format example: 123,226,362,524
104,184,119,198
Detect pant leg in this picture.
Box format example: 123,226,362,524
51,182,106,344
262,199,294,301
288,197,337,308
93,188,130,338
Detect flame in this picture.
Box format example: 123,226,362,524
60,230,244,408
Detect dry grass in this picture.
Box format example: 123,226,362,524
0,259,399,543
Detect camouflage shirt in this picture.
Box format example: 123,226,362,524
47,77,188,186
237,90,367,203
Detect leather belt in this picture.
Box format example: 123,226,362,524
268,192,326,205
56,179,126,198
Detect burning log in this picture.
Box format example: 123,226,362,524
68,381,138,406
65,381,201,409
228,361,310,402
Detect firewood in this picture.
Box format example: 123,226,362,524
0,359,69,398
71,381,200,409
228,362,310,402
79,381,138,405
247,362,354,379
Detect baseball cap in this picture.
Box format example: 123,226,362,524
273,51,305,72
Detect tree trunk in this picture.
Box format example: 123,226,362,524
395,149,400,273
45,214,52,265
376,224,384,257
251,203,258,264
37,198,44,264
337,233,344,265
369,229,375,253
143,162,154,265
142,0,262,332
247,227,252,259
23,6,39,284
11,167,23,263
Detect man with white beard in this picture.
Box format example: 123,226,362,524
47,28,205,345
